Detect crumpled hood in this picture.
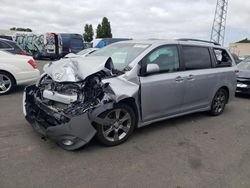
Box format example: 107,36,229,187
238,69,250,79
44,56,114,82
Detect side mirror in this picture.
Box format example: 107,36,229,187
146,64,160,75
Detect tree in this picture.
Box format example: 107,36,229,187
9,27,32,32
83,24,94,42
95,17,112,38
96,24,103,38
101,17,112,38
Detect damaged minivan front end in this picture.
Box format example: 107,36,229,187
23,56,139,150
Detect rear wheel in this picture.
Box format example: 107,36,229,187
210,88,228,116
0,71,15,95
96,103,136,146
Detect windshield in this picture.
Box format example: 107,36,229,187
77,48,95,55
238,61,250,70
89,43,150,70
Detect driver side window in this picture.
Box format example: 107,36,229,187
145,45,180,73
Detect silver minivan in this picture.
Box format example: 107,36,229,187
23,39,237,150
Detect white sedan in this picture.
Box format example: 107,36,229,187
0,50,40,94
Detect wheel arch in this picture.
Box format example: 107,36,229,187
219,86,229,103
118,97,139,126
0,69,17,85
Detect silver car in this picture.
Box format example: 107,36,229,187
23,39,237,150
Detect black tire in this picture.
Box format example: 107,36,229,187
210,88,228,116
96,103,136,146
0,71,15,95
33,52,40,60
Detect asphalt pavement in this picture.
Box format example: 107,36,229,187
1,60,250,188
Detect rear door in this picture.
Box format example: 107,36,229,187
180,45,217,112
140,45,185,122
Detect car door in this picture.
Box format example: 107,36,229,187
180,45,217,112
139,45,185,122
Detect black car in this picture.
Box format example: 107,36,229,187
236,59,250,94
0,38,27,55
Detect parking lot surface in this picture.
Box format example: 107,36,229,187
1,60,250,188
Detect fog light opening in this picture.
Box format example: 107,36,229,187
62,139,74,146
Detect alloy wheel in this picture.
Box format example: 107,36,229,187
0,74,12,94
102,108,132,142
212,89,227,114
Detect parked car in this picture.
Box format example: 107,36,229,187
60,33,84,57
64,48,98,58
239,55,250,61
23,39,237,150
0,51,40,94
0,38,27,55
236,58,250,94
92,38,131,48
231,53,241,64
0,35,13,41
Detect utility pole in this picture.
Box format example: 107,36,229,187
210,0,229,45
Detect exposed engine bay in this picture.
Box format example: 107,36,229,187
40,72,113,113
27,69,119,129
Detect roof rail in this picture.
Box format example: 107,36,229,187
177,38,221,46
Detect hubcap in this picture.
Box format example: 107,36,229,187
102,108,131,142
213,90,226,113
0,74,11,94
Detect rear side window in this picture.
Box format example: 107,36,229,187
183,46,212,70
0,41,12,49
213,48,232,67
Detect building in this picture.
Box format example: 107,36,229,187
229,38,250,57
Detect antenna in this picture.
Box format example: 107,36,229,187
210,0,229,45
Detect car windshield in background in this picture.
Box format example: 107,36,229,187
238,61,250,70
77,48,95,55
89,43,150,71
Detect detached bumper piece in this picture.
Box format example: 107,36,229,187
24,85,97,150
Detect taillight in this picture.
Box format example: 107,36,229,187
28,59,38,69
20,51,28,55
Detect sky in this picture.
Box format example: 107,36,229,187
0,0,249,46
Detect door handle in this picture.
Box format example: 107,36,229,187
187,74,194,81
175,76,184,82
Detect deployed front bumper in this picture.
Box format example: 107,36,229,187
23,85,97,150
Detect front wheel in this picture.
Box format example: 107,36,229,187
96,103,136,146
210,88,228,116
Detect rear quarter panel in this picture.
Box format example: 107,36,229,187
0,56,40,84
210,66,237,103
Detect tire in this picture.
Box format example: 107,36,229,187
96,103,136,146
0,71,15,95
33,52,40,60
210,88,228,116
